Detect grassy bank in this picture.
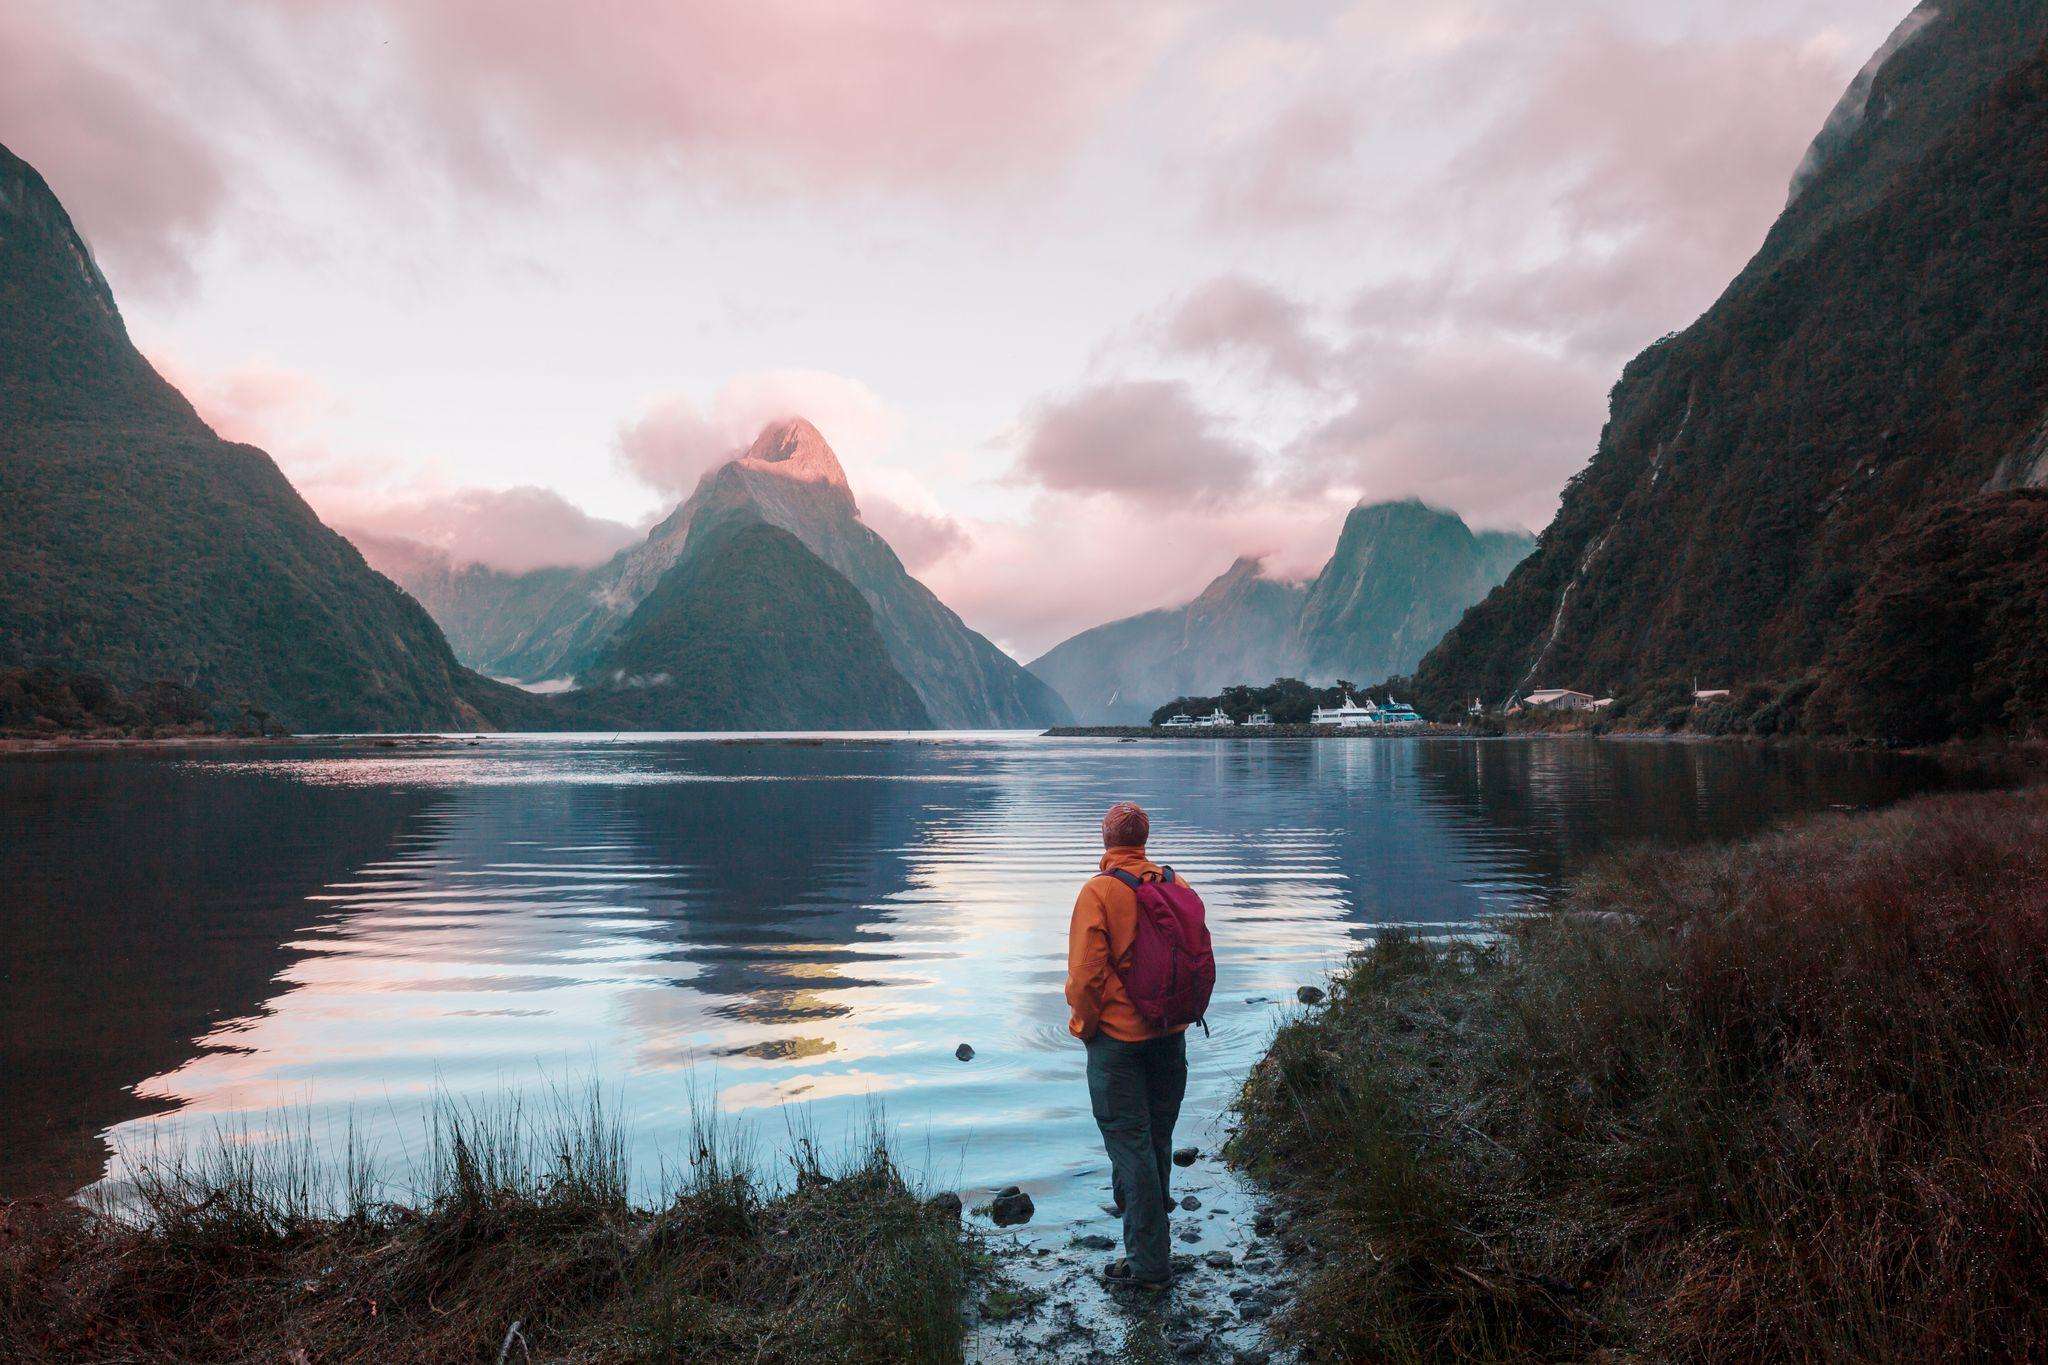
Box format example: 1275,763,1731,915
1233,784,2048,1362
0,1099,973,1363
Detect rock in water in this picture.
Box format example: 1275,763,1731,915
1296,985,1326,1005
1073,1233,1116,1250
990,1188,1035,1226
1180,1194,1201,1210
955,1042,975,1061
927,1192,962,1219
1172,1146,1199,1167
1203,1250,1235,1269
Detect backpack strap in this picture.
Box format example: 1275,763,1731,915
1097,866,1173,888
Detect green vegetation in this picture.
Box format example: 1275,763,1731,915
0,1095,974,1363
0,667,227,738
1233,783,2048,1361
580,517,933,730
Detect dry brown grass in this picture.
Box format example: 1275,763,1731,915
1233,784,2048,1362
0,1099,973,1363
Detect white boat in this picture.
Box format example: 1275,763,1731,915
1161,713,1198,728
1244,711,1274,726
1197,708,1234,728
1312,693,1424,728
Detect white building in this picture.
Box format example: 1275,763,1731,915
1523,688,1599,711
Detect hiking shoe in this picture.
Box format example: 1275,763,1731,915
1101,1258,1171,1292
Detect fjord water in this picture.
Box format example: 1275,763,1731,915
1,735,1953,1221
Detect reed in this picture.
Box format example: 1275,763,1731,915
1233,784,2048,1362
0,1086,974,1363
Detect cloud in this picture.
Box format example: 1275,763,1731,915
921,490,1345,659
1196,95,1360,234
335,486,640,574
1015,380,1261,509
1155,276,1335,388
0,7,230,295
158,353,636,572
862,494,970,573
134,1,1177,213
1290,336,1611,530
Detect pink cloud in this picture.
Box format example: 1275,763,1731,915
922,491,1344,659
862,494,971,573
1291,336,1610,531
334,486,640,574
1156,276,1334,388
177,0,1176,208
158,353,636,572
1196,95,1360,234
0,7,230,295
1016,380,1260,509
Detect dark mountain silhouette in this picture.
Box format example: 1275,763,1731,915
1411,0,2048,741
0,142,545,733
1030,502,1529,723
576,517,932,730
386,419,1070,728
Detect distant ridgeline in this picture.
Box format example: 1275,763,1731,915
1029,501,1531,726
1408,0,2048,745
0,137,1057,734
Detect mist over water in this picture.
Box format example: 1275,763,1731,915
1,735,1954,1230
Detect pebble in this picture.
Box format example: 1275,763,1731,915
955,1042,975,1061
1180,1194,1201,1210
1297,985,1326,1005
1073,1233,1116,1250
1172,1146,1200,1167
1178,1228,1202,1243
1202,1250,1234,1269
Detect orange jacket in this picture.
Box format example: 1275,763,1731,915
1066,846,1193,1042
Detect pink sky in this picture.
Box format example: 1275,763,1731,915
5,1,1909,657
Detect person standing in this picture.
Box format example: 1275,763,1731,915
1066,800,1202,1290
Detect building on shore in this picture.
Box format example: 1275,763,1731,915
1522,688,1600,712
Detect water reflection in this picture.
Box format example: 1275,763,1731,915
0,736,1955,1219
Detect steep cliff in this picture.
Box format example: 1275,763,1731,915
1413,2,2048,725
0,142,532,733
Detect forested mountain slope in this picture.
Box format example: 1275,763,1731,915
577,518,932,731
1412,0,2048,739
0,142,536,733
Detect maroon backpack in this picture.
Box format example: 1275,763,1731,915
1100,866,1216,1033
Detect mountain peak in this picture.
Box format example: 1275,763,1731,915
739,417,848,487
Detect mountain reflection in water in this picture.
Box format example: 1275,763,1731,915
0,735,1955,1223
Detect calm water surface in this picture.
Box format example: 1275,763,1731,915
1,734,1955,1230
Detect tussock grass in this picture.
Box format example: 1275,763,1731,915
1233,784,2048,1362
0,1089,973,1363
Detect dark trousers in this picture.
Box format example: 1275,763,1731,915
1084,1030,1188,1282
